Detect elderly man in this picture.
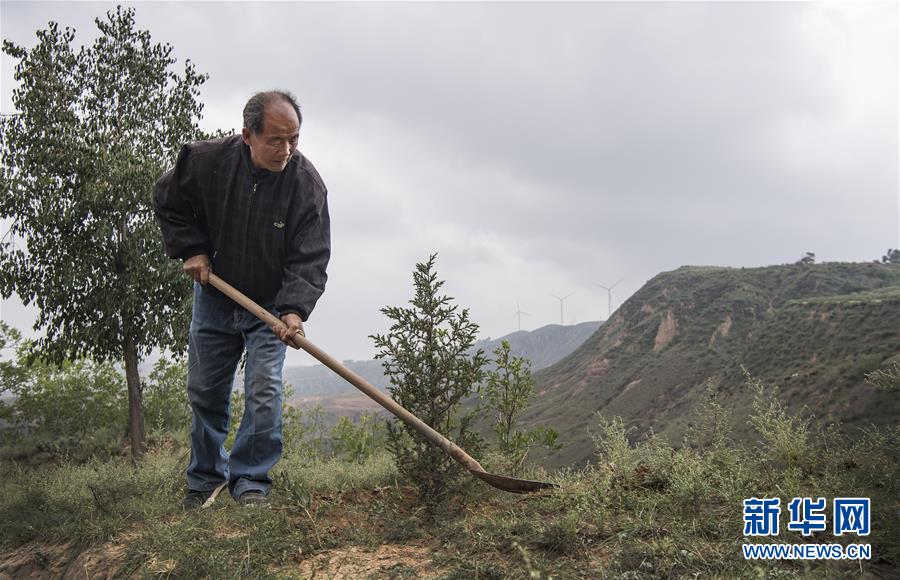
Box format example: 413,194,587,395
153,90,330,507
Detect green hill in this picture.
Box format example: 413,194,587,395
525,262,900,468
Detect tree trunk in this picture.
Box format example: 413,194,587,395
123,332,145,463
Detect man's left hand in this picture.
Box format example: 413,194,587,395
274,313,304,348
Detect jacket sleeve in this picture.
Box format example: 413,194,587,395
153,145,209,260
276,190,331,322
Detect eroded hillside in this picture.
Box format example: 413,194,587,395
526,263,900,468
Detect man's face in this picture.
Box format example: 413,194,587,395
242,100,300,172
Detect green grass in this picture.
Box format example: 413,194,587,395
786,285,900,305
0,448,185,549
2,381,898,579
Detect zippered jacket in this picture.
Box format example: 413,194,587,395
153,134,330,321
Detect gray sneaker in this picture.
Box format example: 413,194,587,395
183,482,227,509
238,490,269,507
183,489,214,510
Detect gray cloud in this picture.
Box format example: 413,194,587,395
2,1,897,364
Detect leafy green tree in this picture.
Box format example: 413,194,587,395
0,7,210,461
796,252,816,265
370,254,487,504
881,248,900,264
482,339,559,471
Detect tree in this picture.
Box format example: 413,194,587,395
796,252,816,265
1,7,210,461
370,254,487,504
482,340,558,471
881,248,900,264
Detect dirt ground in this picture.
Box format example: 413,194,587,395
0,540,125,579
290,542,446,579
1,538,447,579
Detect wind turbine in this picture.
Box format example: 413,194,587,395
512,301,530,332
593,278,623,320
549,292,574,326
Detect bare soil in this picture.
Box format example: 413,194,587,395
290,542,446,579
0,539,125,580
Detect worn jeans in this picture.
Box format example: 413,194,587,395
186,282,287,498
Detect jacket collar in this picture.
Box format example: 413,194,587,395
241,140,273,182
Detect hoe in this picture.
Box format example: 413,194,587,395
209,273,556,494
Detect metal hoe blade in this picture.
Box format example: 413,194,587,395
469,469,557,494
208,273,558,495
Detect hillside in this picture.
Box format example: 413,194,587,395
476,321,602,371
524,263,900,468
284,359,389,397
283,321,602,408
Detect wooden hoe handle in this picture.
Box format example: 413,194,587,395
207,273,487,474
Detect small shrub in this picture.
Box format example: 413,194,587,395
745,367,811,468
143,357,190,436
684,376,731,449
865,359,900,391
331,412,385,463
0,448,183,549
0,326,127,460
590,415,636,476
281,400,309,458
304,402,329,457
370,254,487,506
481,339,560,472
537,512,583,555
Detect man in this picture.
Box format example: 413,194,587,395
153,91,330,508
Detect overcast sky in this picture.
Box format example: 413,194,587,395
2,1,898,366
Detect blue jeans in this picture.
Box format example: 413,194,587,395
186,282,287,498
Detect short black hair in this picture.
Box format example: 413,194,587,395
243,90,302,134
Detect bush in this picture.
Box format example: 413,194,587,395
370,254,487,506
331,412,385,463
745,366,811,468
481,339,559,472
143,357,190,438
0,324,127,460
865,359,900,391
581,370,900,575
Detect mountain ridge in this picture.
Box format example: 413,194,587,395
522,262,900,468
284,320,602,405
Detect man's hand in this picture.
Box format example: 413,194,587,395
274,313,304,349
183,254,212,285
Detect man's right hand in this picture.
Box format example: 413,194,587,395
183,254,212,285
